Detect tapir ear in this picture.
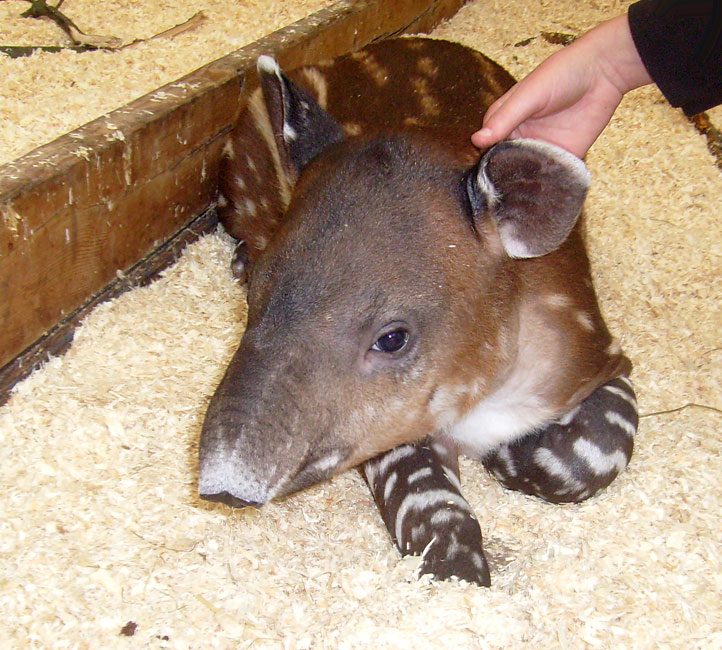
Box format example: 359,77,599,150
466,139,590,258
257,55,345,180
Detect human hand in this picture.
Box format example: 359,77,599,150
472,15,653,158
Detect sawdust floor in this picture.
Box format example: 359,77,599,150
0,0,336,166
2,1,721,648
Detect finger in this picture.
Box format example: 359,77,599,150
470,90,515,148
472,75,552,149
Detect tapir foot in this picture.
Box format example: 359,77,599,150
417,528,490,586
483,376,638,503
362,438,491,587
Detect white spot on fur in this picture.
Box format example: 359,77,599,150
363,445,415,486
575,311,595,331
533,448,585,492
417,56,438,77
556,404,581,426
222,139,236,159
383,471,398,502
617,375,633,390
343,122,363,136
243,198,257,217
411,77,440,116
605,411,637,437
573,438,628,476
352,51,389,85
544,294,574,310
403,116,424,127
495,445,518,477
301,67,328,109
606,339,622,355
408,467,433,484
429,509,465,527
603,383,637,407
233,173,246,191
396,490,472,546
283,123,297,143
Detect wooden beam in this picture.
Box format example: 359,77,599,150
0,0,468,397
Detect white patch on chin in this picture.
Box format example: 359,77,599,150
451,387,552,456
305,450,345,476
449,340,557,456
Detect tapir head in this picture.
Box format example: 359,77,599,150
198,56,590,507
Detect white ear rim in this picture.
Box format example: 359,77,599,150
509,138,591,188
257,55,298,144
257,55,281,76
497,229,535,259
475,159,500,207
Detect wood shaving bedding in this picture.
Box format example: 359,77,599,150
0,0,336,166
1,1,721,648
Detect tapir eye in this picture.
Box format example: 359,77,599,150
372,328,409,353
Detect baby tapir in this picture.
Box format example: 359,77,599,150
199,37,638,586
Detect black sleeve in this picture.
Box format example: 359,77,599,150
628,0,722,115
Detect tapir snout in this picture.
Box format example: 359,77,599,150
199,327,356,506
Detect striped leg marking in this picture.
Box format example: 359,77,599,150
362,438,490,586
483,376,638,504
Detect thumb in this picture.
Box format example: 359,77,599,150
471,80,548,148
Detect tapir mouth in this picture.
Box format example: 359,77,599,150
273,447,352,499
200,492,261,509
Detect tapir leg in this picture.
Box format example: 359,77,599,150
482,376,638,504
362,438,491,586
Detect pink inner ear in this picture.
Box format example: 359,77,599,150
475,139,590,258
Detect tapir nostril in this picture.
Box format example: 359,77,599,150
200,491,261,509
